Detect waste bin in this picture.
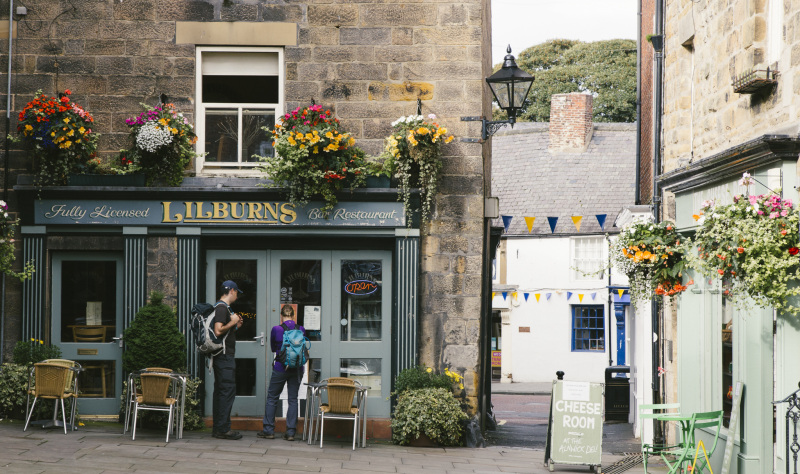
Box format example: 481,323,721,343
604,366,630,422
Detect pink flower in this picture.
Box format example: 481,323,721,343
758,210,764,215
749,195,758,205
781,210,789,217
770,212,779,219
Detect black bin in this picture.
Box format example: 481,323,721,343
604,365,630,422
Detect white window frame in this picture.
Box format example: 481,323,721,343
195,46,284,176
570,236,605,281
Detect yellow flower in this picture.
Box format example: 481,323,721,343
313,146,319,154
417,127,429,135
63,118,70,123
325,131,333,138
426,367,432,373
39,340,43,345
459,383,464,390
445,136,454,143
68,129,74,137
78,127,85,134
30,338,34,342
24,124,32,131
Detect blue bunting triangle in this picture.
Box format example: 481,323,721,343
546,293,552,300
591,292,597,300
501,215,513,233
501,292,508,300
567,291,573,300
547,217,558,233
596,214,607,230
524,293,529,301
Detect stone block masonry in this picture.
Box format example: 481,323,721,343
0,0,491,414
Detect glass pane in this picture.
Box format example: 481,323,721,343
243,110,275,161
308,358,322,384
203,75,279,103
340,260,382,342
215,260,258,341
60,261,117,343
205,110,238,162
75,360,115,399
340,358,381,396
235,358,256,396
280,260,323,342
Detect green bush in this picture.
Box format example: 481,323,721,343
121,291,186,375
391,387,467,446
393,365,453,394
12,339,62,366
0,362,64,421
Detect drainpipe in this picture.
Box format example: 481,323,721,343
635,0,642,205
1,0,13,363
607,234,613,367
651,0,665,446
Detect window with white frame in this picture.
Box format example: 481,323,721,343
196,47,283,171
571,236,605,280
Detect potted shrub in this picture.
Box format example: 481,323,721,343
121,103,198,186
391,365,467,446
260,104,368,213
67,154,145,187
364,157,393,188
15,89,99,187
385,114,454,223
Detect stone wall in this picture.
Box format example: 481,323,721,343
0,0,491,410
661,0,793,171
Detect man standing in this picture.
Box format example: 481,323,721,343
258,305,305,441
212,280,244,440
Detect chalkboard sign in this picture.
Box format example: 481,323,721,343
544,380,604,472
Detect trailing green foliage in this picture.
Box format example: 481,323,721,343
495,39,636,123
393,365,457,394
12,339,62,366
391,387,467,446
121,291,186,375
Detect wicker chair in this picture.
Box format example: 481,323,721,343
318,378,360,450
131,372,179,442
123,368,177,434
23,361,80,434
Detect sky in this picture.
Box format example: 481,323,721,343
492,0,638,64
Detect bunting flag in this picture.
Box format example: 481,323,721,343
524,217,536,233
492,292,496,299
547,217,559,233
524,293,529,301
571,216,583,232
567,291,573,300
578,294,584,302
591,292,597,300
546,293,552,300
501,215,513,233
596,214,607,230
618,289,624,298
512,292,518,301
535,293,541,302
502,292,508,300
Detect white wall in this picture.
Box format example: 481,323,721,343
494,236,629,384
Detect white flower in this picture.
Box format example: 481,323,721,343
428,114,437,120
0,200,6,207
136,124,173,153
739,172,754,187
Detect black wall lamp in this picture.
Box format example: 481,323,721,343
462,45,534,142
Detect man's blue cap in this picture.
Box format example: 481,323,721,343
222,280,243,294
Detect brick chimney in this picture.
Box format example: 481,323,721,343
548,93,594,152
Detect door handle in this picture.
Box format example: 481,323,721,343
253,332,265,346
111,334,124,348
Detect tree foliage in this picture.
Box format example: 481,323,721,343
494,39,637,123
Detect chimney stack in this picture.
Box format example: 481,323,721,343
549,93,594,152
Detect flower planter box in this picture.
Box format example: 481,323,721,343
365,176,391,188
67,174,146,187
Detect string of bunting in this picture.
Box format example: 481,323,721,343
491,289,629,303
499,214,608,233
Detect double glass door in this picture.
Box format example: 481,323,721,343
204,250,391,418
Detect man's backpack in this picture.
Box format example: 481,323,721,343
276,323,310,370
190,302,229,357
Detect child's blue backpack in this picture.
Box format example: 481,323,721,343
277,323,310,370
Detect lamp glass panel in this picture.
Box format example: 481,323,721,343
489,81,511,109
512,80,534,113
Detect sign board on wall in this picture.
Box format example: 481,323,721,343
544,380,604,473
491,351,501,367
33,200,406,227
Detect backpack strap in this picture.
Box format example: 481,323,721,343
214,301,234,355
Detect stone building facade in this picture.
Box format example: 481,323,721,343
0,0,493,429
655,0,800,470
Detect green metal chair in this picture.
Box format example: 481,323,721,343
639,403,683,473
667,410,724,474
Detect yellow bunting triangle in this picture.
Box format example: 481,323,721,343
535,293,541,302
618,289,624,298
512,292,518,301
571,216,583,232
492,292,496,299
578,294,584,302
524,217,536,233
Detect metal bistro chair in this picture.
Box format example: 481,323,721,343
639,403,683,473
667,410,724,474
131,372,180,442
24,360,81,434
318,377,361,450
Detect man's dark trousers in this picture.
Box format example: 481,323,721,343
212,353,236,434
